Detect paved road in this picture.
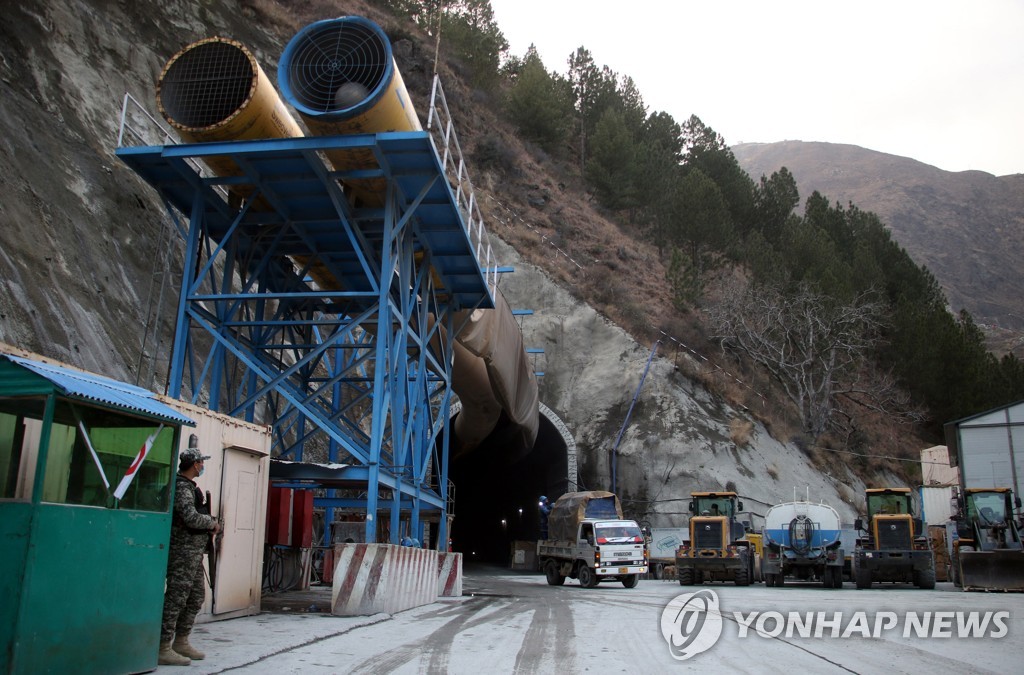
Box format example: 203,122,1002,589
171,567,1024,674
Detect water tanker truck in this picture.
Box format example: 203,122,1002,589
761,499,845,588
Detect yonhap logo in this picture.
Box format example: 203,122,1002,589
658,591,1007,662
660,589,723,660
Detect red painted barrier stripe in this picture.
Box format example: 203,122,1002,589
337,544,368,605
443,560,459,595
361,546,389,611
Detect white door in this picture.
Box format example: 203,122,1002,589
213,448,261,614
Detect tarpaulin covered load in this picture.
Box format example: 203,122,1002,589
548,491,623,542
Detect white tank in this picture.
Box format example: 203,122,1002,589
763,500,842,550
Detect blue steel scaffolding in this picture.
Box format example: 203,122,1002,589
117,118,494,546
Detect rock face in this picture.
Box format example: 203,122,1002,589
0,1,866,525
491,237,864,525
0,0,293,383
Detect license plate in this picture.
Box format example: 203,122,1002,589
619,567,629,574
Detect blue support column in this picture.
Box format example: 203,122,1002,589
166,189,206,400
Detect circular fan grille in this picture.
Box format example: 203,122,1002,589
285,21,388,113
159,39,255,130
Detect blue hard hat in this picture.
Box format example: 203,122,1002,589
540,495,548,502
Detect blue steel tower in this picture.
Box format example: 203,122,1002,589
116,20,538,547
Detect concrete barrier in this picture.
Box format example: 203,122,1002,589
331,544,438,616
437,552,463,597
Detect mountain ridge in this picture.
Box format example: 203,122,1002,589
732,140,1024,349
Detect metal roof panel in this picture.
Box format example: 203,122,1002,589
1,354,195,426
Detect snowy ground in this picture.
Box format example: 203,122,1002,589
166,566,1024,674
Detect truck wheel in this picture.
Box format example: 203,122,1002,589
822,569,834,589
831,566,844,589
545,560,566,586
679,567,694,586
914,566,936,590
578,564,598,588
854,563,872,590
621,574,639,589
735,557,751,586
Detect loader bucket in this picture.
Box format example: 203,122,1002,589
959,550,1024,591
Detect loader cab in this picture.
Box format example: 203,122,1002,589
965,489,1011,524
689,491,745,543
957,488,1024,551
689,492,742,519
865,490,912,519
856,488,920,551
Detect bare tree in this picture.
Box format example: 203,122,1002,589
707,281,885,437
831,362,927,442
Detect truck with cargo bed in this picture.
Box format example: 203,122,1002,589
537,491,648,588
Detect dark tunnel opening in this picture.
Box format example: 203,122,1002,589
448,412,569,564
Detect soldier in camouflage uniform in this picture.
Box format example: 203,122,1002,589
158,447,221,666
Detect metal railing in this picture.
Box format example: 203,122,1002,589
425,75,497,302
116,92,178,149
115,92,226,200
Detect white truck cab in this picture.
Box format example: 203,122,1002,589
540,517,648,588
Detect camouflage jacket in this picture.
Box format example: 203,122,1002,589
170,474,216,552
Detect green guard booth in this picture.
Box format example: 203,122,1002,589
0,352,195,673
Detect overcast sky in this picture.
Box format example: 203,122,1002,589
488,0,1024,176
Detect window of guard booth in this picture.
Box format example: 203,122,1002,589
0,397,48,500
39,399,176,511
1,410,23,498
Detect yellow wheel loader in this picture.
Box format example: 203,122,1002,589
675,491,754,586
950,487,1024,592
852,488,935,589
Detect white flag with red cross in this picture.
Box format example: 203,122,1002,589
114,424,164,500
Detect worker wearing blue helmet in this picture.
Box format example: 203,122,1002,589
539,496,552,539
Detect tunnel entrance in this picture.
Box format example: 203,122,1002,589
448,404,571,564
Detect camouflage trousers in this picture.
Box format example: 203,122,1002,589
160,539,207,643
